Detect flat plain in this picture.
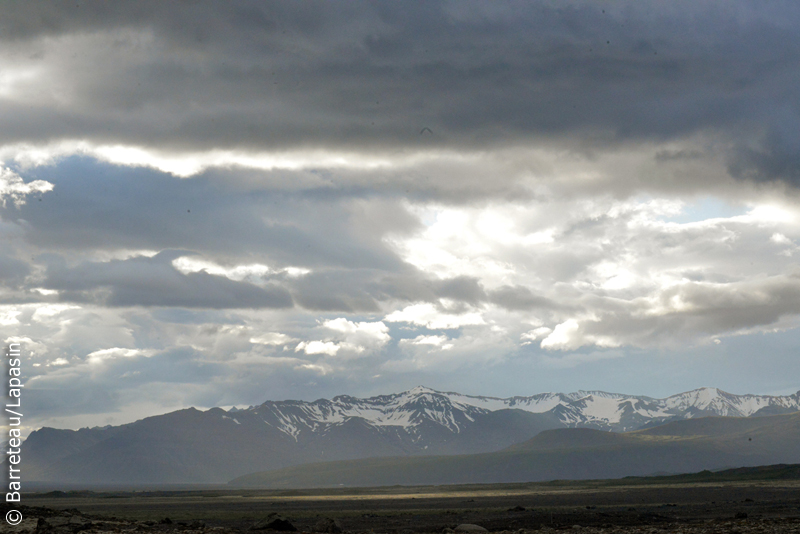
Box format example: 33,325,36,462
8,474,800,533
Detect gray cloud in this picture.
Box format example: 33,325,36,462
291,270,382,312
0,1,798,190
729,117,800,186
3,1,800,431
5,158,411,269
431,276,486,305
488,285,558,311
24,386,120,418
564,273,800,350
44,251,294,309
0,253,30,286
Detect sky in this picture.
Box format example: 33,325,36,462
3,1,800,434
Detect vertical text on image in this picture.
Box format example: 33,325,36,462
6,342,23,503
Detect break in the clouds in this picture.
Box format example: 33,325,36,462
2,1,800,433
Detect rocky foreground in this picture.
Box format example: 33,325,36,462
2,506,800,534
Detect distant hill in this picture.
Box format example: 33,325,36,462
229,412,800,488
22,386,800,485
621,463,800,484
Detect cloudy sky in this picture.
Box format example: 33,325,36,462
3,1,800,433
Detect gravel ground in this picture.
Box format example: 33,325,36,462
5,483,800,534
1,506,800,534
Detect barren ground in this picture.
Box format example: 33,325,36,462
4,480,800,534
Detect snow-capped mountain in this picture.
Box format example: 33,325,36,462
22,386,800,484
249,385,800,437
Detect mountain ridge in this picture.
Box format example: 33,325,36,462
21,385,800,484
235,385,800,436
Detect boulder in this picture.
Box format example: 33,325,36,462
250,515,297,532
313,518,342,533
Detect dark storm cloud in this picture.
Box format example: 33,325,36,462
1,1,800,187
44,251,293,309
729,118,800,186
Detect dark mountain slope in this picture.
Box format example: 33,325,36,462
230,413,800,488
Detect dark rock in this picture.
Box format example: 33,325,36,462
250,515,297,532
313,518,341,533
508,506,526,512
35,518,51,533
160,518,173,525
45,518,70,528
67,516,92,532
189,521,206,529
735,512,748,519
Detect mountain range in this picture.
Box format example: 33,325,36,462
22,386,800,485
231,411,800,488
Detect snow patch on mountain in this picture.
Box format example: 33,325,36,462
246,385,800,439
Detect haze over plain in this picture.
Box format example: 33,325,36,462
2,1,800,434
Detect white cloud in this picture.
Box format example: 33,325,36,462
2,139,439,179
0,65,44,100
172,256,309,282
0,166,53,207
86,347,152,364
0,308,21,326
540,319,582,351
384,303,485,329
399,334,454,351
31,304,81,322
295,362,331,375
292,319,391,358
520,327,552,345
250,332,296,346
770,232,791,245
402,334,449,346
295,340,340,356
322,318,390,344
31,288,59,296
